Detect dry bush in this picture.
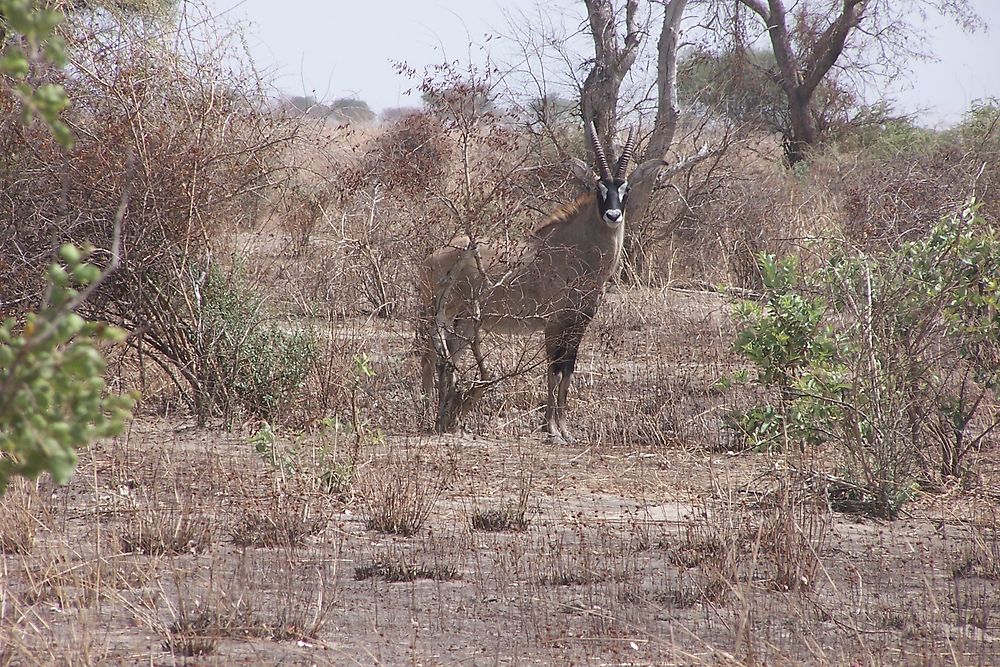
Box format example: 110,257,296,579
157,549,338,655
471,497,531,534
470,467,533,532
365,112,450,197
162,605,227,657
562,288,742,453
579,118,770,289
757,481,831,592
0,7,301,423
637,113,998,294
830,145,982,251
0,622,112,667
16,543,119,610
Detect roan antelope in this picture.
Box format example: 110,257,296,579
420,122,637,443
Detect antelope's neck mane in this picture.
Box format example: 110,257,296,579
529,194,592,240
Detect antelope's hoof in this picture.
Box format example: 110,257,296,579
546,428,576,445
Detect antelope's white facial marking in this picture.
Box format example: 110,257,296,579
598,179,629,227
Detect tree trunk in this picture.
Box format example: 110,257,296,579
580,0,641,142
620,0,687,280
737,0,865,164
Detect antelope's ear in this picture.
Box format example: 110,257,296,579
568,157,597,187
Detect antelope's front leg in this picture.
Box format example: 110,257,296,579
544,328,567,444
544,325,584,445
555,357,576,443
545,362,565,444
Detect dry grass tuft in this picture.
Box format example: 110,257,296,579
361,443,452,536
162,607,226,657
662,478,831,603
229,491,328,548
117,503,215,556
0,479,46,555
471,478,531,532
471,505,531,532
354,549,462,583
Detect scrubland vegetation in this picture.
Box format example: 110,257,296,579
1,0,999,664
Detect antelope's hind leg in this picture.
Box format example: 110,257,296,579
420,316,438,420
434,319,481,433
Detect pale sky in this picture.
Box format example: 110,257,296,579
203,0,1000,127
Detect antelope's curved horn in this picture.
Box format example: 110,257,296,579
587,120,612,181
615,127,637,179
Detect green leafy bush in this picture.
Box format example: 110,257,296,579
0,245,135,493
729,202,1000,517
728,254,845,451
198,265,316,422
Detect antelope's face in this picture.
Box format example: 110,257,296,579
597,178,630,228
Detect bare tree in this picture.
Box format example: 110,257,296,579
502,1,718,280
578,0,719,280
579,0,643,145
714,0,981,164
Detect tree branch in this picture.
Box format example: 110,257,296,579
629,143,714,190
739,0,770,21
801,0,866,98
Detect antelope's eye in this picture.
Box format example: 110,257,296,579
618,182,629,199
598,183,608,199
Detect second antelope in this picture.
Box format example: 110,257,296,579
421,122,637,443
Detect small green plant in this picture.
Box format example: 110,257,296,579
347,353,383,448
250,418,357,498
0,245,135,493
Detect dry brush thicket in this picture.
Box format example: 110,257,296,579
2,7,1000,664
2,10,303,425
